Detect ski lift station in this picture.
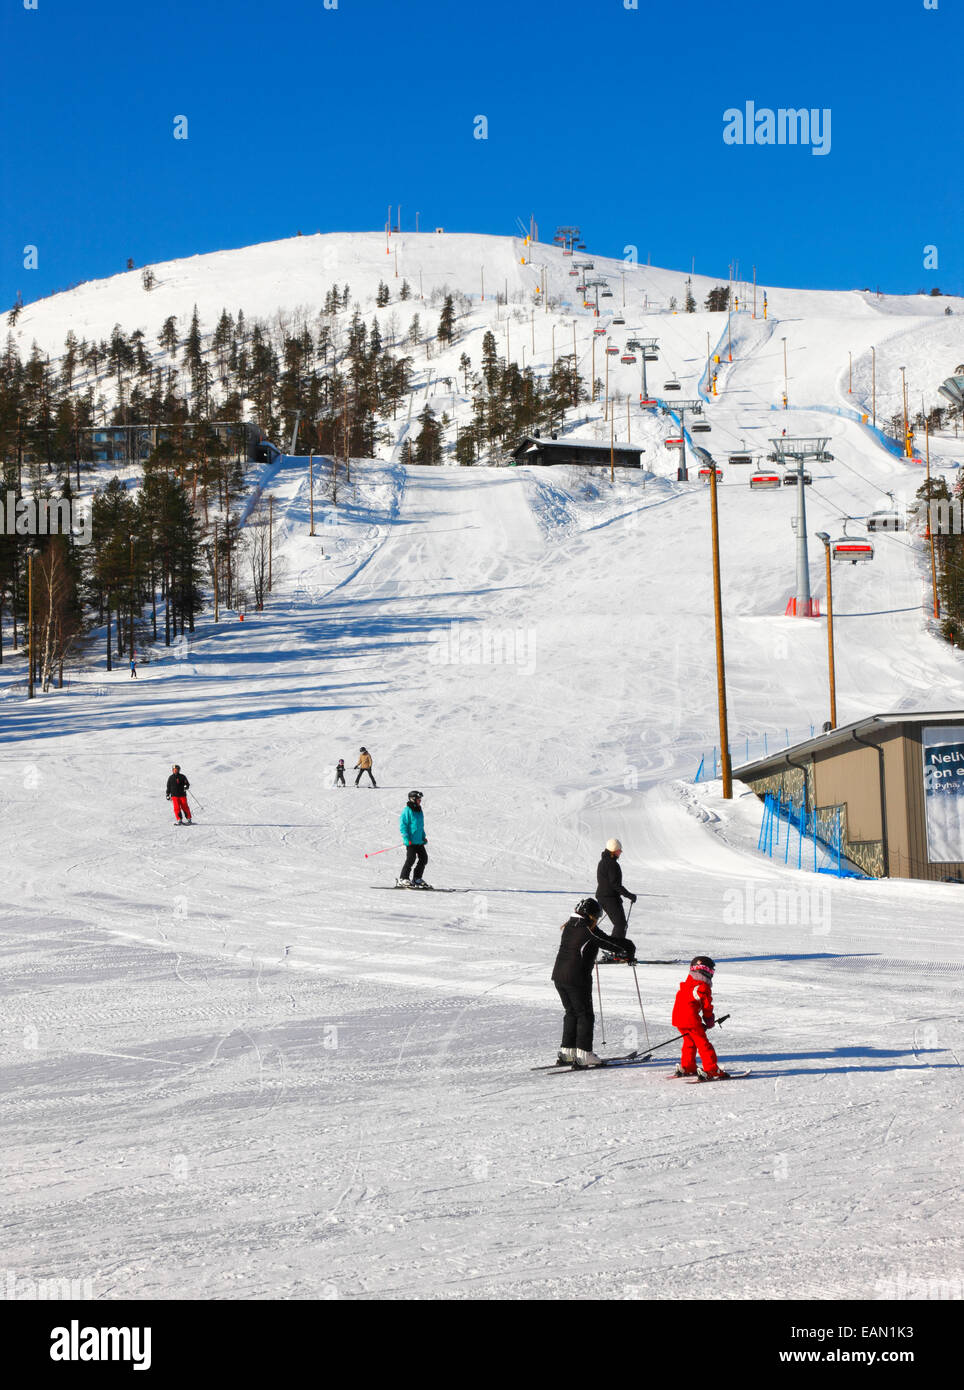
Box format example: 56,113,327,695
509,435,646,469
735,713,964,881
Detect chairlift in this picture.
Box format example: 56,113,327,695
577,243,587,250
663,376,681,391
728,452,754,465
832,536,874,563
699,465,723,482
664,437,684,448
690,419,711,434
749,471,782,489
640,396,658,407
606,344,619,355
621,353,636,364
593,326,607,337
816,450,834,462
601,288,613,298
576,284,586,293
613,315,625,325
644,353,659,362
562,249,573,257
867,497,904,532
782,469,812,486
569,268,579,277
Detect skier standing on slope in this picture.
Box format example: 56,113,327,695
335,758,346,786
130,656,137,679
551,898,635,1067
166,764,192,824
397,790,430,888
596,838,637,956
354,747,377,788
672,956,729,1079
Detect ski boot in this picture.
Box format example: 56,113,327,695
575,1049,603,1068
696,1066,730,1081
395,877,412,889
412,879,432,890
556,1047,576,1067
674,1063,698,1077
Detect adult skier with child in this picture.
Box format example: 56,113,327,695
550,897,635,1067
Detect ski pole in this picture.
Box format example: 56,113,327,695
630,962,651,1048
632,1014,731,1062
595,964,606,1047
188,793,204,812
364,844,405,859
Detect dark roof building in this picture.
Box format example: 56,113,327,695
510,435,646,469
735,711,964,881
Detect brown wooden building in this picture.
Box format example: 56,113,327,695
510,435,646,469
735,712,964,881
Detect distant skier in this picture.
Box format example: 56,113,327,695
551,898,635,1067
130,656,137,679
596,838,637,951
355,747,377,788
397,790,429,888
166,764,192,824
672,956,729,1079
335,758,346,786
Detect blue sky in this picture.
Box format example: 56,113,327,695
2,0,960,307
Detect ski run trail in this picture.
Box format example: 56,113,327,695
2,233,963,1301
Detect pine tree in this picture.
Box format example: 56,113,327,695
685,279,696,313
399,280,411,301
159,316,178,355
414,405,442,464
376,281,390,307
438,294,456,344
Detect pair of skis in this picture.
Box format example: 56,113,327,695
533,1014,734,1074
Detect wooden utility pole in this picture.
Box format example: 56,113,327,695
309,453,315,536
821,537,837,728
925,422,939,619
129,534,135,664
27,552,34,699
268,494,274,592
708,463,732,797
591,334,596,402
604,345,609,422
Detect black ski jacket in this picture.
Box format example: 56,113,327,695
166,772,190,797
596,849,632,904
551,914,632,985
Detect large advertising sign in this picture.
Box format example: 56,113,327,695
922,726,964,863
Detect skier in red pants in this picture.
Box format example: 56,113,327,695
672,956,728,1079
166,764,192,824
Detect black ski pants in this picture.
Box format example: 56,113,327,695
598,896,627,940
355,768,377,786
400,843,428,880
555,979,595,1051
335,769,346,785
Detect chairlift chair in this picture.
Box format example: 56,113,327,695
664,437,684,448
601,288,613,298
640,396,658,406
664,377,681,391
782,470,812,485
750,471,782,489
644,353,659,362
606,344,619,355
621,353,636,364
832,536,874,563
699,465,723,482
728,452,754,465
867,501,903,532
613,315,625,325
691,419,711,433
593,326,607,336
569,268,579,277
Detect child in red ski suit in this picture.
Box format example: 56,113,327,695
672,956,723,1077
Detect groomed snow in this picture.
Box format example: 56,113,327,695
2,233,963,1301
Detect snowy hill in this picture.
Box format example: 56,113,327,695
3,231,964,1301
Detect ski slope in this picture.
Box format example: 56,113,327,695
3,233,964,1301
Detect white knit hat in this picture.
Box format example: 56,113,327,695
606,838,622,853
